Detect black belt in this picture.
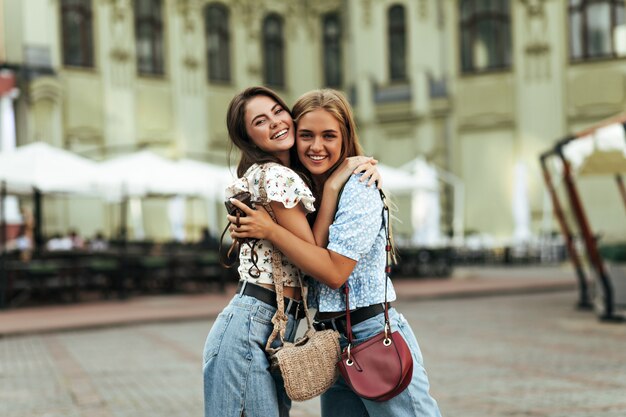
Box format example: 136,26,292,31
236,281,306,320
313,303,389,335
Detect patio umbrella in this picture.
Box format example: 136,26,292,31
98,150,186,199
376,163,422,195
175,158,236,234
175,158,235,201
0,142,116,251
98,151,236,239
0,142,108,195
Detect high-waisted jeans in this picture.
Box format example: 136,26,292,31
203,293,299,417
320,307,442,417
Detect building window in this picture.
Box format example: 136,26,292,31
60,0,94,68
134,0,164,76
569,0,626,61
205,3,231,83
459,0,511,73
388,5,407,81
322,13,342,88
263,14,285,88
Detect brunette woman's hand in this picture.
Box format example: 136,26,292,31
227,198,277,241
325,156,382,192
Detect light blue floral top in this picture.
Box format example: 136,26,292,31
309,174,397,312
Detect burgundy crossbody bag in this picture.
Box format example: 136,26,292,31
336,190,414,402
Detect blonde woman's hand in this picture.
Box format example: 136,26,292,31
227,198,276,241
326,156,381,192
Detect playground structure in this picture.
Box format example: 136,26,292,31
540,114,626,322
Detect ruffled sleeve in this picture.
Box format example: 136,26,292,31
225,178,248,200
224,164,259,199
262,164,315,213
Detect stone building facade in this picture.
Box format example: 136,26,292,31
1,0,625,242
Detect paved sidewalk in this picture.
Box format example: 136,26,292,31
0,265,577,337
2,291,624,417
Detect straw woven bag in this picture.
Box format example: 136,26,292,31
267,312,341,401
257,164,341,402
264,247,341,401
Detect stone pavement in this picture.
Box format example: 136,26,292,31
1,289,625,417
0,265,576,337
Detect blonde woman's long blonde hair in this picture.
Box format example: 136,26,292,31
291,89,364,180
292,89,398,265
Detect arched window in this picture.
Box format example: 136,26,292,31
60,0,94,68
134,0,164,76
388,5,407,81
263,14,285,88
569,0,625,61
205,3,231,83
459,0,511,73
322,13,342,88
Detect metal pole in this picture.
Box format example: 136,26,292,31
557,147,621,321
434,167,465,246
616,174,626,214
539,154,592,309
0,181,6,249
119,187,128,299
33,188,43,254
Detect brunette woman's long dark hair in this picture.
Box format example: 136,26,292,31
226,86,310,190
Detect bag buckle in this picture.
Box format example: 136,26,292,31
345,343,353,366
383,323,392,346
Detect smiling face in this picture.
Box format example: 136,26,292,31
243,95,294,165
296,109,343,179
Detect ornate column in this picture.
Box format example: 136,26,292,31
98,0,136,153
168,0,207,157
28,77,64,147
233,0,266,86
513,0,566,233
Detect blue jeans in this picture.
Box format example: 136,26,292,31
203,294,299,417
321,308,442,417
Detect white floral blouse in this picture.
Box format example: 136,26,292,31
225,163,315,287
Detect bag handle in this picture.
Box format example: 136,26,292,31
343,189,392,346
256,164,315,353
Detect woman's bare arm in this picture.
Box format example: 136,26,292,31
229,198,355,289
268,201,316,246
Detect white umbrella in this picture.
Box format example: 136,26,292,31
512,161,531,243
99,151,236,237
175,158,236,200
98,151,236,199
377,163,422,194
401,157,465,245
0,142,106,194
175,158,236,235
400,158,441,246
562,123,626,175
99,150,192,198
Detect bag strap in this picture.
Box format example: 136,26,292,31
343,189,392,345
218,220,239,268
257,164,314,353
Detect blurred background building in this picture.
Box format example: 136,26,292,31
1,0,625,245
